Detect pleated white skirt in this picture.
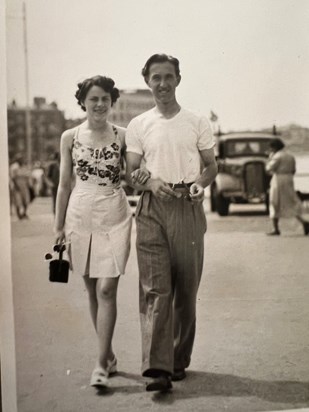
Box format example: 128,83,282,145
65,182,132,278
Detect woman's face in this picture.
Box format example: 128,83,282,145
83,85,112,122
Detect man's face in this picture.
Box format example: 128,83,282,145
146,61,181,104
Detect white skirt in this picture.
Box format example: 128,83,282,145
269,174,302,219
65,182,132,278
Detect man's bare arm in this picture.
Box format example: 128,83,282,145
190,148,218,202
125,152,177,199
196,148,218,188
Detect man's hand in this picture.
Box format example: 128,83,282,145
189,183,205,203
149,178,180,200
131,168,151,185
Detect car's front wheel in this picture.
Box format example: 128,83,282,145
210,183,217,212
216,193,230,216
265,192,270,215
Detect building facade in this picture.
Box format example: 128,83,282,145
7,89,154,163
109,89,154,127
7,98,66,163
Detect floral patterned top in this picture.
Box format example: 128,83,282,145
72,125,121,187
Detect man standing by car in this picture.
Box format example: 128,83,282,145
125,53,217,392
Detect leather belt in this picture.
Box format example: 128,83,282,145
167,182,194,199
168,182,194,190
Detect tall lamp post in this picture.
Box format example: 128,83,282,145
23,0,32,166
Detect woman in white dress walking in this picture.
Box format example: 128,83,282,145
54,75,148,387
266,138,309,236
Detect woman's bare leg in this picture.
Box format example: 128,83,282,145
267,218,280,235
273,218,280,233
96,277,119,369
83,275,98,331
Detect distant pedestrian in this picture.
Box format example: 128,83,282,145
266,138,309,235
53,75,148,388
9,154,34,219
126,53,218,392
46,152,60,214
31,161,46,197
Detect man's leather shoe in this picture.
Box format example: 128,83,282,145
146,375,172,392
266,230,280,236
171,369,186,381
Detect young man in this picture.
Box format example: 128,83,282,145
126,53,218,392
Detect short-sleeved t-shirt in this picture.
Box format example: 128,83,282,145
125,107,215,184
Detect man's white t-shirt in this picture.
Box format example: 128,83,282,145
125,107,215,184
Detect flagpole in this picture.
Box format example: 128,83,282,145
23,0,32,166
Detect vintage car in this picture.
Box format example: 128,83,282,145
210,132,283,216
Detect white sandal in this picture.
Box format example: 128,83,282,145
90,357,117,387
90,366,109,387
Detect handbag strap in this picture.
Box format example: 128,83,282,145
58,244,66,261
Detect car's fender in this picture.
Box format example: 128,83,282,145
215,173,240,193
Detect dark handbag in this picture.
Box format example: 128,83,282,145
48,244,70,283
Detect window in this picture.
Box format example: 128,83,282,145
226,140,270,157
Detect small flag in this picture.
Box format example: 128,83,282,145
210,110,218,122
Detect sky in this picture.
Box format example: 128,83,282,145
5,0,309,131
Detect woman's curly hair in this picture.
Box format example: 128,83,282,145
269,138,285,152
75,75,120,111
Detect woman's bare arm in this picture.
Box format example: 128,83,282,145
54,129,74,239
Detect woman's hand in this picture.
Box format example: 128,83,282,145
131,168,151,185
53,227,66,245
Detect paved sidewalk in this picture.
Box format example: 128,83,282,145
11,197,309,412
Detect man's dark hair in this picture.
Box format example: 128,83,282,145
141,54,180,80
75,75,120,111
269,138,285,151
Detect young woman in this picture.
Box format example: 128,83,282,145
54,75,147,387
266,138,309,236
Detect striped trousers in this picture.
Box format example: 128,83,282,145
135,191,206,377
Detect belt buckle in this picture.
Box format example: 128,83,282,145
177,180,192,202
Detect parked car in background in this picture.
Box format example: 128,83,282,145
210,132,284,216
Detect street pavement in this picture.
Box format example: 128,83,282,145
10,197,309,412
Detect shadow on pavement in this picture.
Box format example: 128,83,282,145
228,210,268,217
151,371,309,406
